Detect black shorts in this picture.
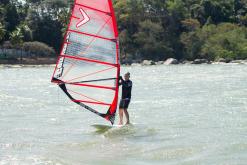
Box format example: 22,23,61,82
119,99,131,109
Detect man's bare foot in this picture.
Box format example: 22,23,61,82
119,122,123,125
125,121,130,125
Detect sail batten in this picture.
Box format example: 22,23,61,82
60,55,118,66
51,0,120,125
67,29,116,41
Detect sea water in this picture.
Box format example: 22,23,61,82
0,64,247,165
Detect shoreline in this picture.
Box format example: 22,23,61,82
0,58,247,68
1,61,247,69
0,57,57,65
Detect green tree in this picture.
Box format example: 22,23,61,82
113,0,144,59
58,8,71,35
10,27,24,46
181,18,201,31
201,23,247,60
1,0,10,6
180,31,203,60
17,22,32,41
181,23,247,60
0,5,5,22
5,2,20,33
239,14,247,26
234,0,247,20
134,20,173,60
0,23,6,42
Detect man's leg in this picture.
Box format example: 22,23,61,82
124,109,130,124
119,108,124,125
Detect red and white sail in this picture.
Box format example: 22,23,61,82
51,0,120,124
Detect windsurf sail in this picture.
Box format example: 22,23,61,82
51,0,120,125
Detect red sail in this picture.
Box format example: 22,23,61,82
51,0,120,124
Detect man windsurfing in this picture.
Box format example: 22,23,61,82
119,72,132,125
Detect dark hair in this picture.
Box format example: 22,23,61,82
125,72,130,76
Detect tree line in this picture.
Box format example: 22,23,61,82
0,0,247,61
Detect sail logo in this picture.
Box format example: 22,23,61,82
76,8,90,28
56,57,65,78
56,32,71,78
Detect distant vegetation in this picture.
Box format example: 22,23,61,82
0,0,247,62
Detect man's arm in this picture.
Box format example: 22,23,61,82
118,76,124,86
129,82,132,99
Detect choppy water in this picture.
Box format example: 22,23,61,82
0,64,247,165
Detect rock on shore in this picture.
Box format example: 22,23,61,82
192,59,209,64
164,58,179,65
216,58,231,63
142,60,155,66
230,60,247,64
155,61,164,65
131,63,142,67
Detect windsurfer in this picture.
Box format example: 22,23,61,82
119,72,132,125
